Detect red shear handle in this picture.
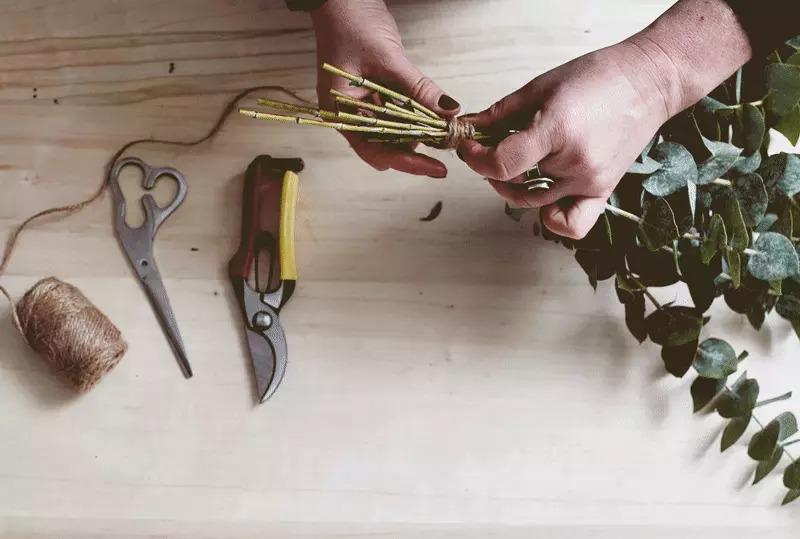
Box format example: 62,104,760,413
228,155,303,293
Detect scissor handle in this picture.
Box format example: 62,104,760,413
109,156,188,237
228,155,303,295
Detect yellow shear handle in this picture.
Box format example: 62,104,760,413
279,170,299,281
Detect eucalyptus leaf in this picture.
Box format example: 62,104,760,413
693,337,738,379
628,156,662,175
747,232,800,281
782,489,800,506
643,142,699,196
776,103,800,146
730,152,762,175
732,173,768,227
721,414,751,452
720,199,749,253
687,180,697,222
776,294,800,322
702,214,727,264
760,153,800,198
661,340,698,378
770,279,783,295
716,376,759,418
741,103,765,156
765,63,800,117
691,376,725,413
696,138,743,184
624,293,648,344
789,36,800,50
725,249,742,288
646,306,703,347
754,446,784,484
775,412,799,441
786,460,800,489
755,213,778,233
638,198,680,251
748,420,781,461
747,304,765,330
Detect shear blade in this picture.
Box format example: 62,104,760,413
244,324,287,403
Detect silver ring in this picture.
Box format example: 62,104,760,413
522,164,555,191
523,164,543,181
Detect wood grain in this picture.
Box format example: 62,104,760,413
1,1,799,537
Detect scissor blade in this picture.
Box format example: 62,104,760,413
140,272,193,378
244,319,287,403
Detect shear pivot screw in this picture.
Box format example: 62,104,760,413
254,311,273,330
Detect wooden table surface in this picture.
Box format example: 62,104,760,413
1,1,800,537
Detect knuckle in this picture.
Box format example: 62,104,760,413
410,75,435,100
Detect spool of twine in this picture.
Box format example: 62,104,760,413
12,277,127,392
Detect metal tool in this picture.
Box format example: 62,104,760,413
109,156,192,378
228,155,303,403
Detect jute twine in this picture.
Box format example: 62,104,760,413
444,118,476,149
0,85,313,392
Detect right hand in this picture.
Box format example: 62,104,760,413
310,0,461,178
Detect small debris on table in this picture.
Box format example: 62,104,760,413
419,201,443,222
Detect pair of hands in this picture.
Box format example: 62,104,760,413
310,0,677,239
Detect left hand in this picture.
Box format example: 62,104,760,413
458,41,679,239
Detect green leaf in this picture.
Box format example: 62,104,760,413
747,232,800,281
627,156,662,175
702,214,727,264
731,152,762,175
749,420,781,461
643,142,699,196
646,306,703,347
789,51,800,66
747,304,765,330
725,248,742,288
691,376,725,412
776,294,800,322
784,459,800,489
698,96,729,113
504,203,530,222
624,293,648,343
776,103,800,146
770,279,783,295
732,174,768,227
716,376,759,418
721,414,751,452
721,199,749,252
782,489,800,506
693,337,738,379
755,213,778,232
754,446,783,484
638,198,680,251
748,412,799,462
661,339,698,378
696,138,743,184
789,36,800,50
741,103,765,156
765,63,800,117
760,153,800,198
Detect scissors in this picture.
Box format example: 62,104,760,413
228,155,303,403
109,156,192,378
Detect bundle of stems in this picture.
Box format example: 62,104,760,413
238,63,493,146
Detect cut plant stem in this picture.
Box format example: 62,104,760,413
755,392,793,408
322,63,440,119
332,93,448,128
336,111,441,132
712,178,732,187
256,98,336,120
239,109,446,137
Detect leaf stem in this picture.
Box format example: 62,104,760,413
629,274,663,310
755,391,793,408
604,204,641,223
712,178,732,187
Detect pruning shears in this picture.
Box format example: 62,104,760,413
228,155,303,403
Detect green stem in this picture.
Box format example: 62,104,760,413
784,439,800,448
605,204,640,223
629,274,663,310
755,392,793,408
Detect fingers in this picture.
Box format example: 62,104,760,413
488,177,578,209
389,59,461,117
343,132,447,178
541,197,607,239
459,111,555,181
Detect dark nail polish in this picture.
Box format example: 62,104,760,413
438,94,460,111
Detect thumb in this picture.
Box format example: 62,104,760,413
393,58,461,117
541,197,607,240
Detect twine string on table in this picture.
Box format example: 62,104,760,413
0,85,314,391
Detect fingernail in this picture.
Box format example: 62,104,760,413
438,94,460,111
